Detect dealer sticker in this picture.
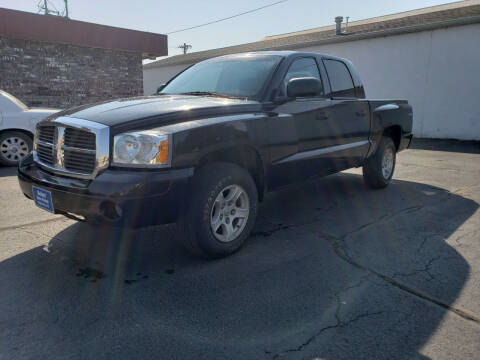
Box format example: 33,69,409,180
32,186,54,213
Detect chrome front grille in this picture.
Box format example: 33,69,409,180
38,125,55,144
33,117,110,180
64,149,96,173
64,128,96,150
36,142,55,165
37,126,56,165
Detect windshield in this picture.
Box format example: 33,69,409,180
161,55,281,99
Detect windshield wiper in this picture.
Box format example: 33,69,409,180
178,91,245,100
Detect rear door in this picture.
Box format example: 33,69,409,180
321,59,370,169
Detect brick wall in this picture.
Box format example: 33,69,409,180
0,37,143,109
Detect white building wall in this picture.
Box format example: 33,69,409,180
143,23,480,140
143,64,189,95
301,23,480,140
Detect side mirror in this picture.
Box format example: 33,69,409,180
156,84,166,94
287,77,322,98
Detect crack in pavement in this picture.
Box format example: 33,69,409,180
0,217,66,232
268,276,383,359
399,162,480,174
267,238,479,358
5,182,478,359
270,311,384,359
451,184,480,194
391,256,455,281
19,226,53,240
251,217,324,238
415,235,430,255
316,196,480,324
321,231,480,324
451,229,480,247
256,196,479,319
253,203,424,240
342,205,423,241
262,201,480,358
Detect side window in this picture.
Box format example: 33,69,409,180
283,57,323,96
324,60,356,98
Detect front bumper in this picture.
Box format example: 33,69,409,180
18,154,194,227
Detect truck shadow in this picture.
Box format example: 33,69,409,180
0,173,477,359
410,138,480,154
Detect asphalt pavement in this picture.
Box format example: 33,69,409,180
0,139,479,359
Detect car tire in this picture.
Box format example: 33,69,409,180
0,131,33,166
176,162,258,258
363,136,396,189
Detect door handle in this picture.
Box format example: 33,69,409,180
355,111,366,117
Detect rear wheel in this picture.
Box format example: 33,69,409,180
0,131,32,166
363,136,396,189
176,162,258,258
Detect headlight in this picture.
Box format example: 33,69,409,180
113,130,171,167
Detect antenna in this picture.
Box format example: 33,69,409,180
178,43,192,55
37,0,69,18
39,0,58,15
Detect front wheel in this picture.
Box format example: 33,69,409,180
176,162,258,258
0,131,33,166
363,137,396,189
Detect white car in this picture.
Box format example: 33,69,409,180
0,90,60,166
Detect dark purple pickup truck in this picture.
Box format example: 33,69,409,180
18,51,413,258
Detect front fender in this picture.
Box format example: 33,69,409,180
0,113,35,134
160,113,269,168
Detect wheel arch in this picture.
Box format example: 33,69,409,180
196,144,266,201
382,125,402,151
0,128,34,140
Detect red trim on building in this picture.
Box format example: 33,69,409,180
0,7,167,57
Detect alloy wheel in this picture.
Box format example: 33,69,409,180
210,184,250,243
381,147,394,179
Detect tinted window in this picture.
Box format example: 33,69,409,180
161,56,281,99
324,60,356,97
283,57,323,96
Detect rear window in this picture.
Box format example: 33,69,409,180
324,60,356,98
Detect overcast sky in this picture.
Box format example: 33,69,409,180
1,0,460,60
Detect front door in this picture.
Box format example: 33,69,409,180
267,57,332,189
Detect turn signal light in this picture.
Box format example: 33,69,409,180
156,139,169,164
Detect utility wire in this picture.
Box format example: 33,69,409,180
166,0,288,35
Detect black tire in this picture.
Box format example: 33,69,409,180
0,131,33,166
363,136,396,189
176,162,258,258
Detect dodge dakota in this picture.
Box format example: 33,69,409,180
18,51,413,258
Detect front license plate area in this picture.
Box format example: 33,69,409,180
32,186,54,213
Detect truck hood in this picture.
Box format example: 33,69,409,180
52,95,262,131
